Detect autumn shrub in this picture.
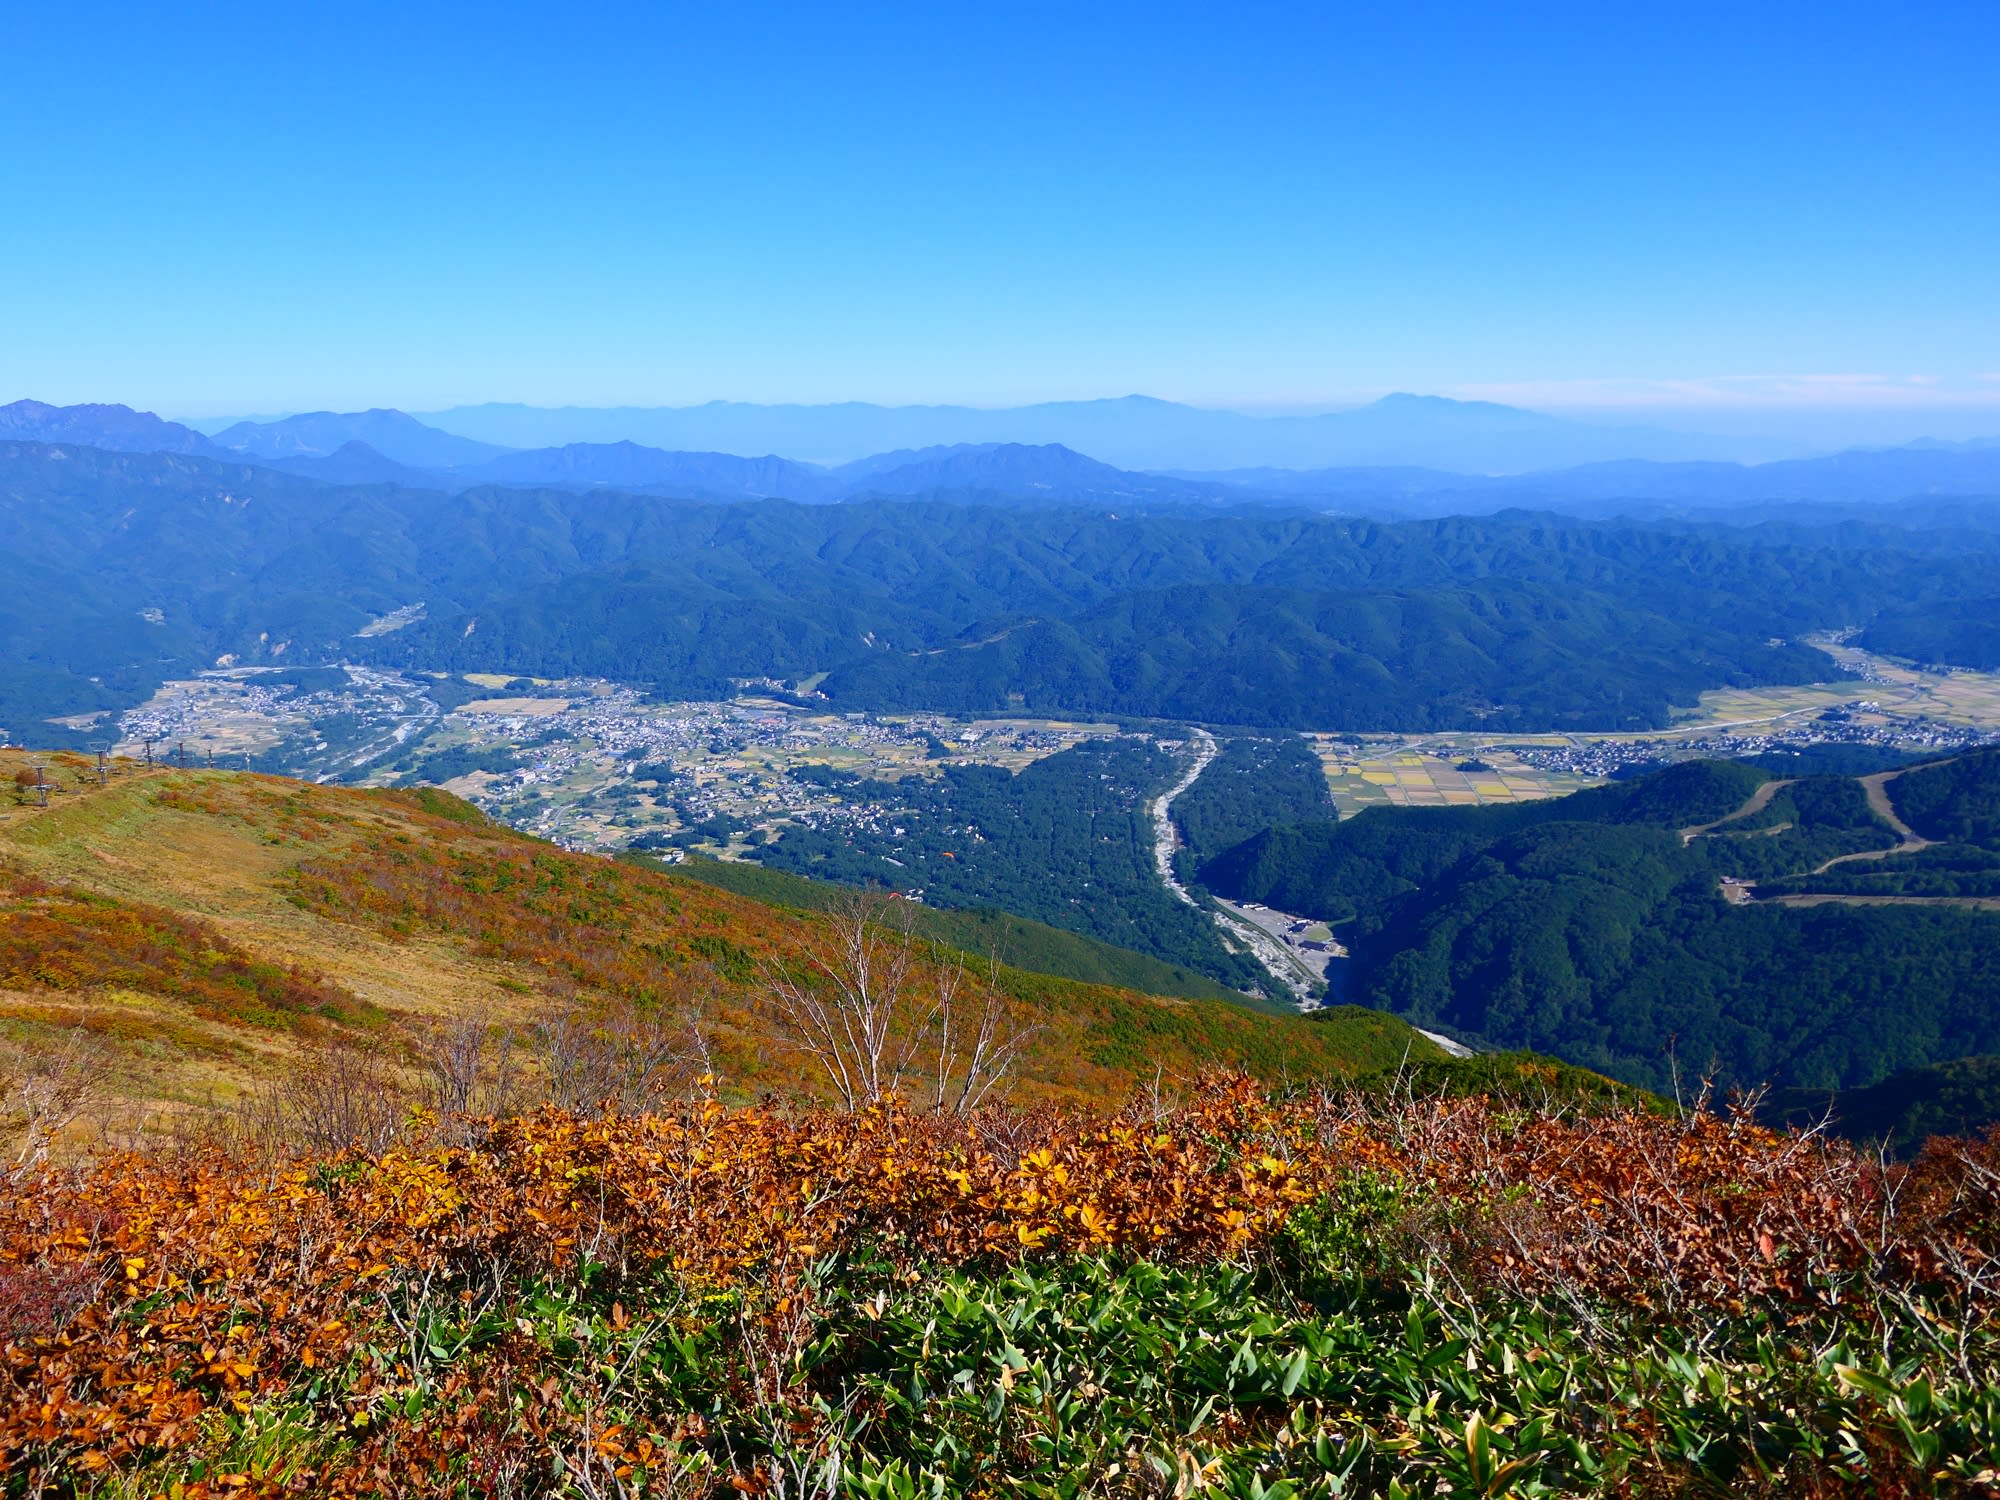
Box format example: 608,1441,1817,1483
2,1078,1997,1497
0,869,370,1029
288,840,719,1006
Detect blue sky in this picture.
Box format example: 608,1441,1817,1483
2,1,1995,433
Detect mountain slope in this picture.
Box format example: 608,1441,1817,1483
817,580,1834,731
1860,595,2000,668
416,393,1775,471
453,441,835,500
211,407,515,466
0,749,1429,1125
18,440,2000,745
1191,442,2000,514
847,442,1221,503
1357,815,2000,1092
1199,758,2000,1094
261,440,446,487
0,399,225,457
656,853,1241,1001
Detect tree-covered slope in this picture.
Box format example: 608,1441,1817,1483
816,580,1833,730
648,852,1242,1002
1357,822,2000,1092
1171,735,1335,867
1199,759,2000,1094
14,440,2000,741
1766,1053,2000,1157
753,739,1275,996
1892,748,2000,847
1860,595,2000,668
1200,760,1768,921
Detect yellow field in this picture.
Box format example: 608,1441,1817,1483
1313,740,1597,816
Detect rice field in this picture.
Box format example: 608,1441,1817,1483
1312,739,1597,816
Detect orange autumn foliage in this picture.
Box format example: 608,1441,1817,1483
0,868,366,1027
4,1075,1998,1493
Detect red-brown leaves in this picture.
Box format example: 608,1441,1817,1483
0,869,361,1023
3,1078,1997,1492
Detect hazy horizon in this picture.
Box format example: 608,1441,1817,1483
152,391,1999,460
5,3,1994,429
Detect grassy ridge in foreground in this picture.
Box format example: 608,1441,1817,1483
0,751,1427,1124
4,1078,1996,1495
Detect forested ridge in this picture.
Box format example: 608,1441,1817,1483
1202,757,2000,1094
753,739,1277,995
1170,735,1336,867
1860,594,2000,668
13,440,2000,742
648,851,1241,1002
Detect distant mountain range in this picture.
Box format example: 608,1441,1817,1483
0,399,223,457
9,397,2000,514
211,408,513,468
246,437,1218,506
22,437,2000,756
403,392,1803,471
1184,441,2000,515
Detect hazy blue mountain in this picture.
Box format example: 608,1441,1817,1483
0,400,226,457
261,441,446,488
211,408,514,467
1513,446,2000,506
414,393,1782,472
285,437,1235,506
845,443,1223,503
176,411,294,434
1168,464,1477,498
829,443,1003,482
1183,440,2000,515
453,442,836,500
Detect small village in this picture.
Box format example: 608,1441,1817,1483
99,636,2000,852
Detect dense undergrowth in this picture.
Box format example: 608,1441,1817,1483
5,1076,1999,1497
0,868,372,1031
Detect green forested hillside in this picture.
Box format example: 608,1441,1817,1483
814,580,1833,731
646,852,1241,1002
1772,843,2000,900
1859,596,2000,668
1201,759,2000,1093
15,441,2000,742
1359,824,2000,1092
753,739,1274,994
1200,760,1768,921
1766,1054,2000,1156
1695,774,1900,881
1891,748,2000,846
1171,735,1335,866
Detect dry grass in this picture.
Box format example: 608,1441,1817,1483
0,751,1425,1152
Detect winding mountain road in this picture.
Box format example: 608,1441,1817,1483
1808,768,1932,874
1680,779,1795,844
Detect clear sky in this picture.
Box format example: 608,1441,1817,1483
3,1,1995,433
